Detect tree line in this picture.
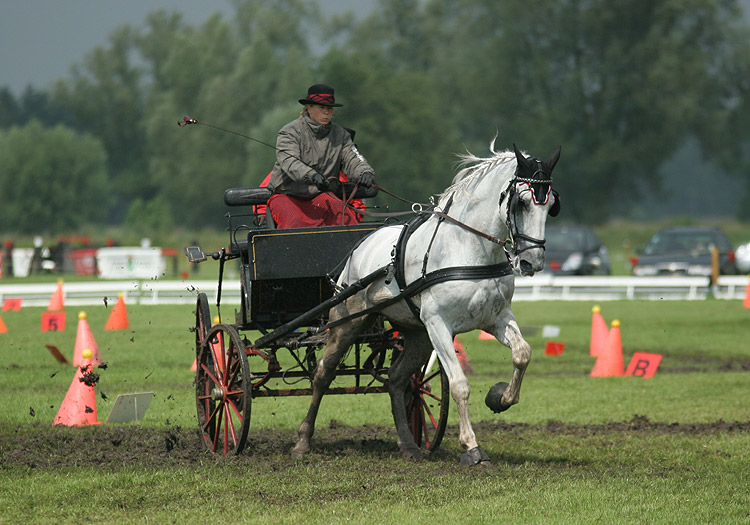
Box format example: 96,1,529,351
1,0,749,234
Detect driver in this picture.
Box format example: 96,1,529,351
267,84,376,228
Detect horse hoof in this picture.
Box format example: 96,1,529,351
401,447,423,461
460,446,491,466
485,381,511,413
291,442,310,459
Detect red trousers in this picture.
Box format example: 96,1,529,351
268,193,359,228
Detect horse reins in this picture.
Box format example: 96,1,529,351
335,183,513,249
179,115,549,254
340,175,551,257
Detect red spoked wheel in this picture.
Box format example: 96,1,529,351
195,323,251,455
195,293,211,356
406,355,449,452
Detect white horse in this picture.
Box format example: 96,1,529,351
291,141,561,465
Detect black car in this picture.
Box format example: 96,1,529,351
632,226,737,276
544,225,611,275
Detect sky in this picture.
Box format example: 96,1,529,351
0,0,376,96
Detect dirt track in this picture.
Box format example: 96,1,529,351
3,416,748,470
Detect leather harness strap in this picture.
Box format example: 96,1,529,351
321,259,513,332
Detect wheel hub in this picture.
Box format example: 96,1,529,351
211,387,225,402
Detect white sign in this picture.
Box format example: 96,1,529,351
97,247,166,279
12,248,34,277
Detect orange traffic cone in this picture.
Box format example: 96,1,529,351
73,312,102,367
590,319,624,377
105,293,129,331
193,315,221,371
0,313,7,334
48,280,65,311
743,276,750,309
53,349,102,426
590,305,608,357
454,336,474,374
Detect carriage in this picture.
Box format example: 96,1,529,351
186,141,561,464
186,183,450,455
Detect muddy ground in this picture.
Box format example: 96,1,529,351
3,416,748,470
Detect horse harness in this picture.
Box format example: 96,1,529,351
321,171,551,330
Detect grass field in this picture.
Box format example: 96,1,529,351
1,300,749,523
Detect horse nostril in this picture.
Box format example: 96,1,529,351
520,260,533,273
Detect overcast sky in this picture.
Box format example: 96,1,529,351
0,0,376,96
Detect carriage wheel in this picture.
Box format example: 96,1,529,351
406,356,450,452
195,293,211,356
195,323,252,455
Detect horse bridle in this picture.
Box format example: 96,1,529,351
500,159,554,256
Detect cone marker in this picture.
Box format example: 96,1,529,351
53,349,102,426
105,293,129,330
48,280,65,311
590,305,608,357
73,311,102,367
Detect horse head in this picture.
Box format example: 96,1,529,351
507,144,561,276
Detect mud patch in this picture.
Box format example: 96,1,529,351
2,415,747,471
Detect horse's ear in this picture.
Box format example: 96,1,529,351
546,145,561,171
513,143,528,167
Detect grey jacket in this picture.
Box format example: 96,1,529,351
268,115,374,197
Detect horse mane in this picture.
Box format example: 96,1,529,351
439,137,516,203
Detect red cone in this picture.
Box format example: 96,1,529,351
454,336,474,374
743,276,750,309
590,319,624,377
73,311,102,367
544,341,565,356
590,305,608,357
105,293,129,330
48,280,65,311
53,349,102,426
0,313,7,334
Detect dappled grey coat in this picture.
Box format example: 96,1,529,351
268,115,374,197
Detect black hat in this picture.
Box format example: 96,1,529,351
298,84,343,107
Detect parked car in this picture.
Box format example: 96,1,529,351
735,241,750,274
544,225,611,275
632,226,737,276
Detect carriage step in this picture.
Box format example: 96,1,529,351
184,245,222,263
184,246,207,263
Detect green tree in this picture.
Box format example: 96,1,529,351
123,195,175,236
417,0,749,221
315,48,462,202
0,121,110,233
51,26,148,220
144,0,316,227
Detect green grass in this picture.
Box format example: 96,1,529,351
1,300,749,523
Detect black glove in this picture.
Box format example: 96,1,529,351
359,172,375,188
311,173,327,191
326,177,341,195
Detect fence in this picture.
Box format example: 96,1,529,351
1,275,748,308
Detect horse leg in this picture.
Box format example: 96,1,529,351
291,303,370,458
386,328,433,460
490,311,531,411
422,317,490,466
